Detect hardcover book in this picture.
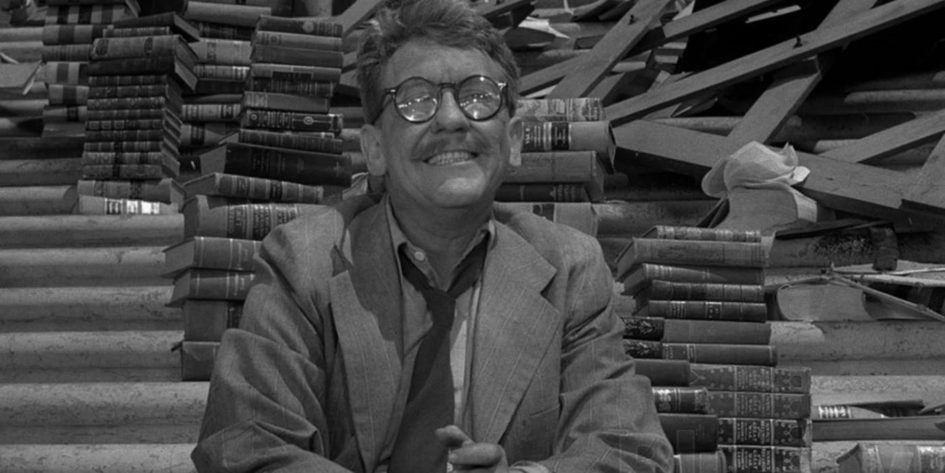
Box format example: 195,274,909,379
181,194,324,240
707,391,812,419
504,150,605,202
169,268,255,306
717,445,810,473
178,340,218,381
200,142,353,187
638,280,766,303
516,97,604,122
717,417,812,447
183,172,332,204
631,300,769,323
616,238,768,277
624,340,778,366
621,316,771,345
74,194,178,215
659,413,719,453
643,225,763,242
837,442,945,473
163,236,262,277
690,364,812,394
652,386,709,414
183,299,243,342
76,178,184,205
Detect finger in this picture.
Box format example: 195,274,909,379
435,424,474,449
448,442,505,468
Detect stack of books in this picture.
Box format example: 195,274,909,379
166,15,354,380
615,225,814,473
40,0,141,137
836,442,945,472
492,97,614,238
183,0,293,41
75,13,198,215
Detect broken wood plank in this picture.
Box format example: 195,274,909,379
821,109,945,165
520,0,787,96
605,0,945,125
612,120,945,228
335,0,384,37
548,0,671,99
726,0,877,145
902,136,945,216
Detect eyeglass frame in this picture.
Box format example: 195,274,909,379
374,74,509,124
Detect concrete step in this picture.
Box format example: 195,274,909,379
0,444,196,473
0,214,183,248
0,136,84,160
771,320,945,375
0,185,77,215
0,286,179,332
0,382,206,444
0,246,169,287
0,330,181,383
0,159,81,186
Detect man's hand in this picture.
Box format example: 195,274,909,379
435,425,510,473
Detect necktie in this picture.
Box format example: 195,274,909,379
388,241,487,473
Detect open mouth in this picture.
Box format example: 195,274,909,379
425,151,476,166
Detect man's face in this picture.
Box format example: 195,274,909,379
360,39,522,213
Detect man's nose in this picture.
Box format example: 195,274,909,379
432,90,469,130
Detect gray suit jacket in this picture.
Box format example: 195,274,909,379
193,195,673,473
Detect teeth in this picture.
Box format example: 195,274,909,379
427,151,473,165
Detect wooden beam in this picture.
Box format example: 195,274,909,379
903,136,945,215
605,0,945,126
612,120,945,228
821,109,945,164
335,0,384,37
520,0,787,95
548,0,671,99
726,0,878,145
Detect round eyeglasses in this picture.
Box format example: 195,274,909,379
378,75,508,124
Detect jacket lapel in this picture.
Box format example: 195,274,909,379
468,222,558,443
328,204,403,472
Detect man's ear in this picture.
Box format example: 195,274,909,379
507,115,523,167
360,123,387,176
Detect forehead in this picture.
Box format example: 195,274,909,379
382,39,505,87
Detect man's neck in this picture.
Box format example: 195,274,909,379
389,197,491,282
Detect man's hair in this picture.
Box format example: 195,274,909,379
356,0,520,124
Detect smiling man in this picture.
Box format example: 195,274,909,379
192,1,672,472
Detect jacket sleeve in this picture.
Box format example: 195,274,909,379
537,230,674,473
191,220,356,473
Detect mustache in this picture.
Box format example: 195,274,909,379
415,134,492,159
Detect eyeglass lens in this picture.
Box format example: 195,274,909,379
393,76,504,123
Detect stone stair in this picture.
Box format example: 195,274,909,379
0,137,200,472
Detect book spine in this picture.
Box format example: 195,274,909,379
43,61,88,85
101,26,173,38
520,120,611,155
241,92,330,114
87,84,176,99
673,452,726,473
81,164,172,180
659,413,719,454
181,123,236,147
515,97,604,121
179,341,219,381
194,237,261,272
191,39,251,65
81,151,175,167
707,392,811,419
84,140,169,152
185,2,269,28
87,55,177,76
183,300,244,342
641,264,765,287
195,64,250,82
182,103,241,122
252,30,343,51
88,74,167,87
622,317,771,345
238,129,343,154
689,364,812,394
249,44,344,68
77,195,175,215
631,358,691,387
717,417,811,447
46,4,132,25
718,445,810,473
76,178,175,203
85,129,168,142
185,270,255,300
645,280,765,302
90,35,179,60
496,183,590,203
87,96,173,110
626,239,768,269
639,300,769,323
86,118,170,130
42,24,106,45
42,105,87,122
245,77,335,97
249,63,341,82
226,203,301,240
652,387,709,414
210,173,325,203
41,43,91,61
86,108,169,121
662,343,777,366
47,84,89,106
623,339,662,359
648,225,762,242
505,150,598,183
194,21,254,41
240,110,342,134
255,15,343,37
223,145,352,187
